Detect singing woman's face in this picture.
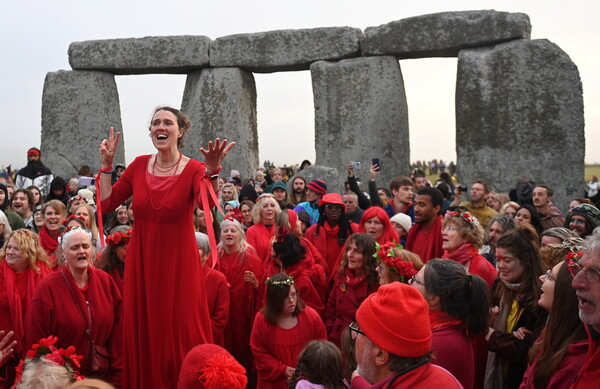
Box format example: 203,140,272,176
221,225,241,249
150,110,181,151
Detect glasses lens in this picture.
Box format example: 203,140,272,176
586,269,600,284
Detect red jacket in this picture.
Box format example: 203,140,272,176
569,326,600,389
351,362,463,388
520,340,587,389
26,266,123,387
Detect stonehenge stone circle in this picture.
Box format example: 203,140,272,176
311,56,409,191
456,39,584,210
41,70,124,180
40,9,584,210
181,68,258,180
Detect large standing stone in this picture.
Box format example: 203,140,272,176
289,165,344,196
41,70,124,180
181,68,258,180
68,36,211,75
456,39,584,211
210,27,362,73
362,10,531,58
311,56,409,190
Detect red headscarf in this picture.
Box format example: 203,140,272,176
359,207,400,244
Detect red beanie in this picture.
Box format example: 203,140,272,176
356,282,431,358
178,344,247,389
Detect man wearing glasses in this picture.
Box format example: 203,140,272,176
571,227,600,388
349,282,462,388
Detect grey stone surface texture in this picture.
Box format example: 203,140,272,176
181,67,258,180
41,70,124,180
210,27,362,73
455,39,584,211
289,165,345,196
311,56,410,190
68,36,211,75
362,10,531,58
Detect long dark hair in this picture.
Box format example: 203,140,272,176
273,232,306,269
262,273,305,324
314,204,354,246
528,261,587,388
517,204,543,238
289,340,346,389
424,259,490,336
338,233,378,287
495,225,544,310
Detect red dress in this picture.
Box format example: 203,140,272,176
202,264,230,347
250,307,327,389
100,155,213,389
246,223,275,264
217,248,265,373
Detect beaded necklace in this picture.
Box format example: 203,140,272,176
149,153,182,210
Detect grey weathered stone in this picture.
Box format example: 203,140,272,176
68,36,211,75
211,27,362,73
181,68,258,180
41,70,124,179
289,165,345,196
456,39,584,211
362,10,531,58
311,56,410,190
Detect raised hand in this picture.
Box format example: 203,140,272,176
200,138,236,174
99,127,121,168
0,330,16,367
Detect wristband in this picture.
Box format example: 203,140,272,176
99,166,113,173
101,170,113,174
205,165,223,177
209,174,220,181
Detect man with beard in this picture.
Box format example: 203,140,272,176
350,282,462,388
11,188,35,230
479,215,516,267
15,148,54,197
532,185,565,231
405,187,443,263
452,180,498,228
289,176,307,206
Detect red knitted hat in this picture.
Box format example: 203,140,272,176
356,282,431,358
178,344,247,389
306,179,327,196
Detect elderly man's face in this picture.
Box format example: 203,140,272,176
572,250,600,332
355,332,378,384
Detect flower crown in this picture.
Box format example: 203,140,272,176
265,275,294,287
276,226,289,244
565,250,584,262
14,336,84,385
224,208,244,224
67,194,87,205
106,229,132,246
373,242,417,283
62,214,89,228
445,209,479,227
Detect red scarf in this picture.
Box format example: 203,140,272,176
2,261,51,354
429,308,464,332
442,243,479,266
39,225,59,256
343,267,368,288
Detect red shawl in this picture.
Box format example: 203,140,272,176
38,226,59,257
442,243,479,266
405,216,444,263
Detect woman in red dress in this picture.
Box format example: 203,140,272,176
26,228,123,386
97,107,234,389
250,273,326,389
325,233,379,347
246,194,282,264
0,229,52,387
217,218,264,378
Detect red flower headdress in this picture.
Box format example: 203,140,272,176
276,226,289,243
106,229,132,246
224,208,244,224
445,209,479,227
373,241,417,283
13,336,84,385
62,214,89,228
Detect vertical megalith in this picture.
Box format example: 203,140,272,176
456,39,584,211
311,56,409,189
41,70,124,179
181,68,258,180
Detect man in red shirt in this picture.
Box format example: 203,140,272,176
405,187,444,263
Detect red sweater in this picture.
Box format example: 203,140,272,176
26,266,123,387
250,307,326,389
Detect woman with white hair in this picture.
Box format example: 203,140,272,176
216,218,264,379
26,228,123,386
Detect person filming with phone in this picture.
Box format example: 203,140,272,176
451,181,498,228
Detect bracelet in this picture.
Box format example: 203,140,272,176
100,170,113,174
205,165,223,177
209,174,220,181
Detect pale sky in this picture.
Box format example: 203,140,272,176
1,0,598,172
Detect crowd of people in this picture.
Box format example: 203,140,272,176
1,107,600,389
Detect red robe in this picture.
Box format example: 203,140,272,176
0,261,52,387
305,222,358,282
217,248,265,373
100,155,214,389
250,307,326,389
246,223,275,265
26,266,123,386
405,216,444,263
202,264,230,347
325,269,378,347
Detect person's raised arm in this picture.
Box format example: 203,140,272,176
368,163,383,207
99,127,121,201
200,138,236,193
347,162,370,210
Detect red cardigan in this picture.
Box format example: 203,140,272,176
26,266,123,387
